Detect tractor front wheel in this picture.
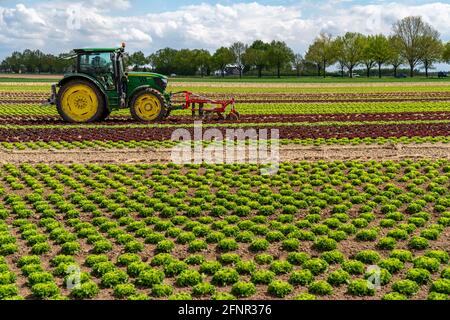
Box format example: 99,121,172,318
57,80,105,123
130,88,168,122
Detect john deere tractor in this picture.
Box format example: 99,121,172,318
48,43,239,123
48,43,170,123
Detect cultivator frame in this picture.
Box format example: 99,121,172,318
170,91,240,121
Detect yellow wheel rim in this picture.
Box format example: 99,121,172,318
61,84,99,122
134,94,162,121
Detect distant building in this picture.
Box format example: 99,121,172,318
213,64,240,77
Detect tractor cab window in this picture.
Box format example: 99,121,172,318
79,52,115,89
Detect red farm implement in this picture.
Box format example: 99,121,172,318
170,91,240,121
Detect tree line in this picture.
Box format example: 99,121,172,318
0,50,74,74
1,16,450,78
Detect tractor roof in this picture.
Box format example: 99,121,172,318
74,48,122,54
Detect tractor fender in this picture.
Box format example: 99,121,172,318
57,74,110,110
128,85,166,107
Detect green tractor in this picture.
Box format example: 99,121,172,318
48,43,238,123
48,44,169,123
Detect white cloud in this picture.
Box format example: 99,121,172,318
0,1,449,60
90,0,130,10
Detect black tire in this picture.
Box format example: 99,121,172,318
130,88,168,122
98,108,111,121
56,79,105,123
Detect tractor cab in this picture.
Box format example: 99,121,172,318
77,50,116,89
73,45,129,107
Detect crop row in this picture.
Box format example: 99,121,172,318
170,85,450,95
5,91,450,105
2,112,450,127
0,161,449,300
2,101,450,118
3,84,450,94
3,119,450,131
1,136,449,151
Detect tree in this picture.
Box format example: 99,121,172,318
55,52,75,73
42,54,54,73
333,38,347,77
21,49,37,73
444,42,450,63
192,49,211,77
229,42,247,78
393,16,441,77
212,47,234,77
174,49,198,76
267,40,294,78
243,40,270,78
388,35,404,77
305,33,335,78
0,60,8,73
129,51,148,71
292,53,304,77
122,52,132,70
366,34,392,78
149,48,178,75
33,50,45,73
361,36,377,77
335,32,365,78
420,35,443,77
305,43,322,77
2,51,23,73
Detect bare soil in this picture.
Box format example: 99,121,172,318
1,143,450,164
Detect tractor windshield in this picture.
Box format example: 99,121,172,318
79,52,113,74
79,52,114,89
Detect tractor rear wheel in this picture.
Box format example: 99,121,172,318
98,108,111,121
57,80,105,123
130,88,168,122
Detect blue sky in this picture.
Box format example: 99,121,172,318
1,0,447,14
0,1,449,70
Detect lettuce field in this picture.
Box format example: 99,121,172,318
0,79,449,300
